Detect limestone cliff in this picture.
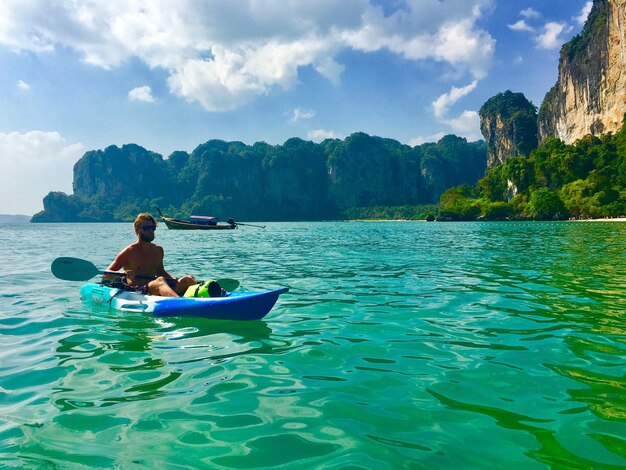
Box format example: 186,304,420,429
32,133,487,222
538,0,626,143
479,91,538,169
73,144,171,201
326,133,422,208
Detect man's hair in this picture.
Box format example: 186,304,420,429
134,213,156,233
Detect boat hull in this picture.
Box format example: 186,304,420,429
161,217,236,230
80,283,288,320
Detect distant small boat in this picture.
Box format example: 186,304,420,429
157,208,237,230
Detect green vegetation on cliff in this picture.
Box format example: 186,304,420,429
439,115,626,220
561,0,608,62
32,133,486,222
480,90,538,164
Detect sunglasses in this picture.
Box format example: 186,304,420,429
141,225,157,231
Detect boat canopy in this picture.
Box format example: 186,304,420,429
189,215,217,225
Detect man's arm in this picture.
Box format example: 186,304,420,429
103,248,129,281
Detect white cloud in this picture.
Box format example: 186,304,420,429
575,1,593,26
17,79,30,90
520,8,541,19
509,8,573,51
167,49,268,111
409,132,446,146
0,131,85,214
315,57,344,86
290,108,315,123
508,20,535,33
428,79,480,142
536,22,570,50
410,111,480,146
432,80,478,118
343,4,495,80
128,85,155,102
0,0,496,111
443,110,481,141
432,19,494,80
412,70,479,144
307,129,339,141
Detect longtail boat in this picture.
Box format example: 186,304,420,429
157,208,237,230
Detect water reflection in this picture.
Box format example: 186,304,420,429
50,310,278,411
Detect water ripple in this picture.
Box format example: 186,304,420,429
1,221,625,468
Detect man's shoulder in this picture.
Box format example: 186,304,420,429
122,242,141,252
119,242,146,256
134,242,164,255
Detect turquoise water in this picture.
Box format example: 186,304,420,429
1,221,625,468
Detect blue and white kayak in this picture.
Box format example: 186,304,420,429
80,283,289,320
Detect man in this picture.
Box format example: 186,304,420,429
105,213,196,297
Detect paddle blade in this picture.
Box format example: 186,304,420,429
51,257,101,281
217,278,240,291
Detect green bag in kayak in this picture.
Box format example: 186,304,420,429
184,280,225,298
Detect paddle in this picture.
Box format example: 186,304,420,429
51,257,240,291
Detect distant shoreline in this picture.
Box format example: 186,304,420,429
352,217,626,223
13,215,626,224
568,217,626,222
0,214,31,223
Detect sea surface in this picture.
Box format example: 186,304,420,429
1,221,625,469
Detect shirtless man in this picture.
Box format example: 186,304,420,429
105,213,196,297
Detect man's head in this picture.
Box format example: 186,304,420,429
134,213,157,242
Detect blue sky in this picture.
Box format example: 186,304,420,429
0,0,593,215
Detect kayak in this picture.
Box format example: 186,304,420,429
80,283,288,320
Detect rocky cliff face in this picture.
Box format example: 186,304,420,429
33,133,488,222
73,144,171,201
479,91,538,169
538,0,626,143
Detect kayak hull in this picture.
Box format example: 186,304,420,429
80,283,288,320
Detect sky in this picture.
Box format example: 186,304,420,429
0,0,594,215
